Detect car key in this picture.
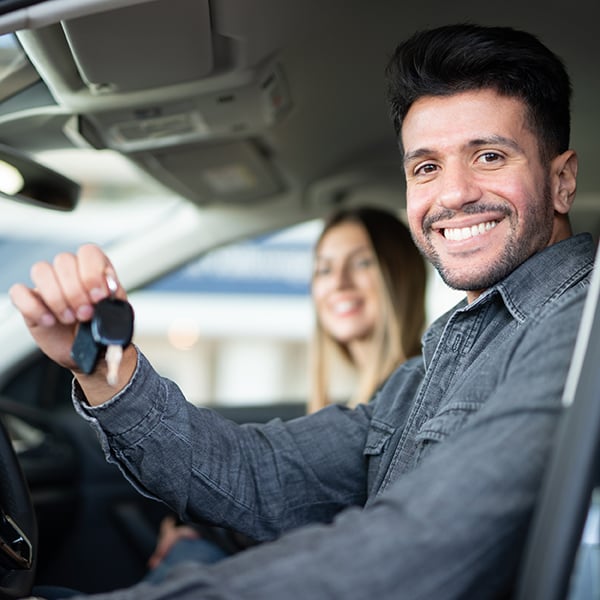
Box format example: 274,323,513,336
91,297,134,385
70,278,134,385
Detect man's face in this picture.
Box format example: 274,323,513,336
402,89,561,302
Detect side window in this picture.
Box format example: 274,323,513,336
129,220,323,407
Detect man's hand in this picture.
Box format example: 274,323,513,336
9,243,136,405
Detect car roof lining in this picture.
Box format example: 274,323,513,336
0,1,597,230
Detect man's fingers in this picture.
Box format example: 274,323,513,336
8,283,56,328
77,244,127,302
53,252,94,322
30,258,79,325
8,244,127,375
25,245,119,326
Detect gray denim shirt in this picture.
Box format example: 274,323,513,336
73,234,595,600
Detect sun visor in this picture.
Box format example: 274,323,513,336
60,0,213,94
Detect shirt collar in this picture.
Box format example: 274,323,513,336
424,233,596,347
477,233,595,323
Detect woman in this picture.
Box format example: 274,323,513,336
309,205,426,412
146,205,427,580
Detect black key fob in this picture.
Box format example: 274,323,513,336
70,298,134,375
91,298,134,347
71,320,100,375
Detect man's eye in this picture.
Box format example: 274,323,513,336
415,163,437,175
478,152,501,163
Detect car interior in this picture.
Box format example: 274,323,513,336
0,1,598,598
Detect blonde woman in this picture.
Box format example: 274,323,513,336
309,205,427,412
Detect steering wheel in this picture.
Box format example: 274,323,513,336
0,417,37,599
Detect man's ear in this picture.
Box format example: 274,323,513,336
551,150,578,215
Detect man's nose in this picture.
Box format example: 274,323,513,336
437,164,480,210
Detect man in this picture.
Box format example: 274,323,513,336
11,23,595,599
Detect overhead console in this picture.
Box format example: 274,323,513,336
76,62,290,153
8,0,294,204
14,0,293,149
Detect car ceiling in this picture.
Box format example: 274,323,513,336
0,0,598,237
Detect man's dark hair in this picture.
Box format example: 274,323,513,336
385,23,572,160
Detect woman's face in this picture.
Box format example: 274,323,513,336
312,221,382,346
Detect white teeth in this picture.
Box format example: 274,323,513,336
443,220,497,241
333,300,358,314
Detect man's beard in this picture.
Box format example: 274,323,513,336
416,184,554,293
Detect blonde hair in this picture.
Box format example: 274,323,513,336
308,206,426,413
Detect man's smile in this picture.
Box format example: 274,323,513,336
442,220,499,241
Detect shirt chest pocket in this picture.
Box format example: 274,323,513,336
363,419,396,491
414,402,482,461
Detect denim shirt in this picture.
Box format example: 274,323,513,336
73,234,595,600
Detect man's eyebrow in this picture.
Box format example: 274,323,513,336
468,135,522,152
403,148,433,166
403,135,522,166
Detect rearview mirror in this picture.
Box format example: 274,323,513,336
0,144,79,211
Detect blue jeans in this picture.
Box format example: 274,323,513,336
143,538,229,585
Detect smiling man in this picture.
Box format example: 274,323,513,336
402,89,576,301
11,23,596,600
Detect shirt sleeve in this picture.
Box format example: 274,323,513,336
73,350,370,540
